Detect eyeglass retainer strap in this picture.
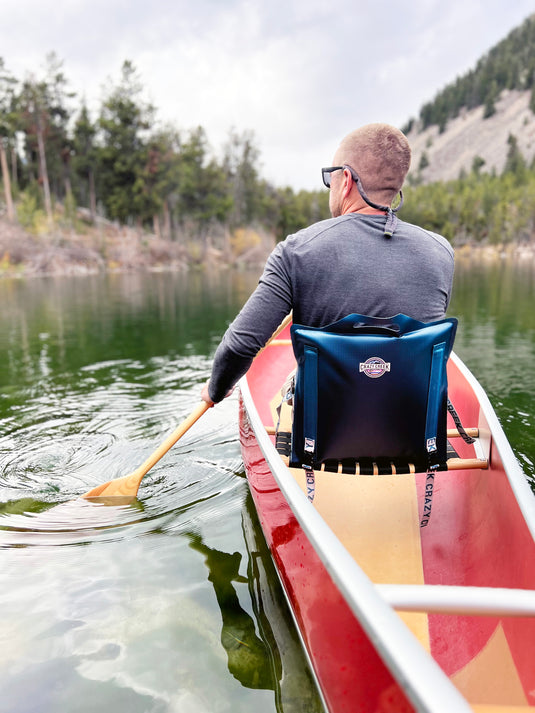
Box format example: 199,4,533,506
347,165,403,238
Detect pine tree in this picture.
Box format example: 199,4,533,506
175,126,232,254
137,127,181,239
42,53,76,202
18,76,54,224
503,133,527,182
0,58,17,220
97,60,154,223
72,103,98,220
223,128,261,228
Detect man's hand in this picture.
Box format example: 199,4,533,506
201,381,235,406
201,381,214,407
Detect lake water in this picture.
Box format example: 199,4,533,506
0,258,534,713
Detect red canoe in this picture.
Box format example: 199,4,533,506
238,321,535,712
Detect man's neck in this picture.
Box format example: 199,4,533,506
347,205,385,216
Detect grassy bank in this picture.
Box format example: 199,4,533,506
0,216,275,278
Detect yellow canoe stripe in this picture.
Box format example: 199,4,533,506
290,467,430,650
452,623,529,706
472,707,533,712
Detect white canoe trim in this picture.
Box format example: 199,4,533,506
239,374,473,713
378,583,535,617
451,352,535,541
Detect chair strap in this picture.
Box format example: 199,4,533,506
425,341,447,469
302,345,318,469
447,399,476,444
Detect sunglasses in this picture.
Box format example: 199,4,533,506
321,164,359,189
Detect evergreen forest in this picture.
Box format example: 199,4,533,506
403,14,535,132
1,12,535,270
402,134,535,245
0,55,328,264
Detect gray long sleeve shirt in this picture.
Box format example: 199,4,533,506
208,213,454,402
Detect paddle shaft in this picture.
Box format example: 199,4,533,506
82,402,211,499
134,313,291,473
82,312,292,499
130,401,211,481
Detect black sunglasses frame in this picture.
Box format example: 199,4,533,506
321,166,344,188
321,164,361,189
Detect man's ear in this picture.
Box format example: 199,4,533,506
342,168,354,198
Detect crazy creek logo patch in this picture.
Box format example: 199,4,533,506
359,357,391,379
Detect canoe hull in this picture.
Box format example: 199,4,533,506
239,325,535,711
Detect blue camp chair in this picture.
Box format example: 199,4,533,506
290,314,458,476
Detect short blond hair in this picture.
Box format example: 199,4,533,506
336,124,411,204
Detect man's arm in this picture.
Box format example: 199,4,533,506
204,242,292,403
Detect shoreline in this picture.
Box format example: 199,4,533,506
0,217,274,280
1,217,535,280
454,243,535,262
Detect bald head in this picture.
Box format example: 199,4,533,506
334,124,411,205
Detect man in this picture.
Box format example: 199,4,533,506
202,123,454,406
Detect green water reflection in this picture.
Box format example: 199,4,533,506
0,270,255,393
449,256,535,481
187,492,322,711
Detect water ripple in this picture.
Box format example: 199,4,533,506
0,500,145,546
0,355,243,548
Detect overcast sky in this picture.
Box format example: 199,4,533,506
1,0,534,190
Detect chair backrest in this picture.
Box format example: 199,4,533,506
290,314,457,474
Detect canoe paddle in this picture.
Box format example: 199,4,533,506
82,401,211,501
81,312,292,502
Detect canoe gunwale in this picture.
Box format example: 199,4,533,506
239,373,473,713
450,353,535,542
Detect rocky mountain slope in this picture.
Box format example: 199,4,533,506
406,89,535,184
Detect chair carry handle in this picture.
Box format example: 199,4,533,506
352,323,401,336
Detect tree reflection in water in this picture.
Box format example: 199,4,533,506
186,492,324,713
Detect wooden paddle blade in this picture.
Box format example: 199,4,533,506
81,402,211,500
81,471,144,500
